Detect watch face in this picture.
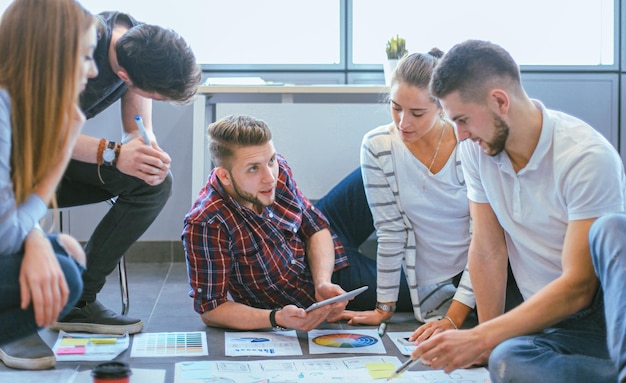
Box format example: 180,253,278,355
103,148,115,162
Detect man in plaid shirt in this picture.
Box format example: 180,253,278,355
183,114,410,331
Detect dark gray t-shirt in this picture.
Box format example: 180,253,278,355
79,11,141,119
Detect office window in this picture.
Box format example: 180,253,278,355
352,0,614,66
74,0,341,66
0,0,615,68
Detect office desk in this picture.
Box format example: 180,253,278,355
192,84,389,200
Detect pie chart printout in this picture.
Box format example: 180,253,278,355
312,333,379,348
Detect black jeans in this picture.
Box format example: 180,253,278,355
316,167,412,312
57,160,172,303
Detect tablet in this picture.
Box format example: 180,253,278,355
304,286,368,312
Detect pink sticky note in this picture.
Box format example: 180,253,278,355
56,346,86,355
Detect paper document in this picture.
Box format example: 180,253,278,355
52,331,129,362
225,330,302,356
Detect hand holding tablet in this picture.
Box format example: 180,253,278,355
305,286,368,312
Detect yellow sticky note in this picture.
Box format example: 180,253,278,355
60,338,89,346
365,362,396,379
90,338,117,344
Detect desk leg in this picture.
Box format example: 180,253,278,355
192,95,207,201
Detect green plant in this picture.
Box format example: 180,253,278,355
385,34,407,59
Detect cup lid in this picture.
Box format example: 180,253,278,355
91,362,132,378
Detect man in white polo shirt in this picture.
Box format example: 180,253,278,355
411,39,625,383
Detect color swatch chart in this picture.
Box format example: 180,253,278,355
131,331,208,357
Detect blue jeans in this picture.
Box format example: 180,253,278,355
489,290,616,383
0,234,83,345
590,213,626,383
316,167,412,312
57,160,172,303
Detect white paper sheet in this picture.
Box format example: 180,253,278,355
174,356,413,383
387,331,417,356
225,330,302,356
130,331,208,358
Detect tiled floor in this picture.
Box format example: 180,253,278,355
0,261,429,382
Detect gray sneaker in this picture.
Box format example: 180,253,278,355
0,332,55,370
49,300,143,335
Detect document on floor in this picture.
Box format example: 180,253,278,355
407,367,492,382
52,331,129,362
225,330,302,356
387,331,417,355
130,331,208,358
174,356,415,383
308,328,386,354
0,369,77,383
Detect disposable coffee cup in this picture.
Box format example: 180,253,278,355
91,362,132,383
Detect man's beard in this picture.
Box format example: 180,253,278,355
484,114,509,156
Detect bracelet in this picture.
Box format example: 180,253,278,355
443,315,458,330
96,138,106,165
97,138,106,184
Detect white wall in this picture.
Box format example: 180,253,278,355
215,103,391,200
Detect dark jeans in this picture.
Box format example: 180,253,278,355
315,167,412,312
56,160,172,303
489,290,615,383
0,235,83,345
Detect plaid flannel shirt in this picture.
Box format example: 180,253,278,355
182,154,348,313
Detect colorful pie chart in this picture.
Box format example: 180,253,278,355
312,333,378,348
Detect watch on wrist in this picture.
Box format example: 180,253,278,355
376,303,397,313
269,308,287,331
102,141,117,166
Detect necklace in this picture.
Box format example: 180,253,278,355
420,121,447,191
425,121,447,174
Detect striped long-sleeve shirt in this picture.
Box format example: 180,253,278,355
361,123,474,322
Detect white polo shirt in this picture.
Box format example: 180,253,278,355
460,100,626,300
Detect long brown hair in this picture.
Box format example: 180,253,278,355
0,0,94,205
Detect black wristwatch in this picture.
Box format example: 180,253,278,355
269,309,287,331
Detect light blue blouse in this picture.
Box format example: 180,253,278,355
0,88,47,255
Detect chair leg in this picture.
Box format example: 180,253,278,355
118,255,129,316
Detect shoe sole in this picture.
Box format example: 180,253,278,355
0,348,55,370
48,320,144,335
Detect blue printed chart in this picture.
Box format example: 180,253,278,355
225,330,303,356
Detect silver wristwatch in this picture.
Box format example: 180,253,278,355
376,303,397,312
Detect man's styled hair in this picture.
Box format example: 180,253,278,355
208,115,273,169
116,24,202,103
430,39,521,103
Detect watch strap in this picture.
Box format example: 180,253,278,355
269,309,286,331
